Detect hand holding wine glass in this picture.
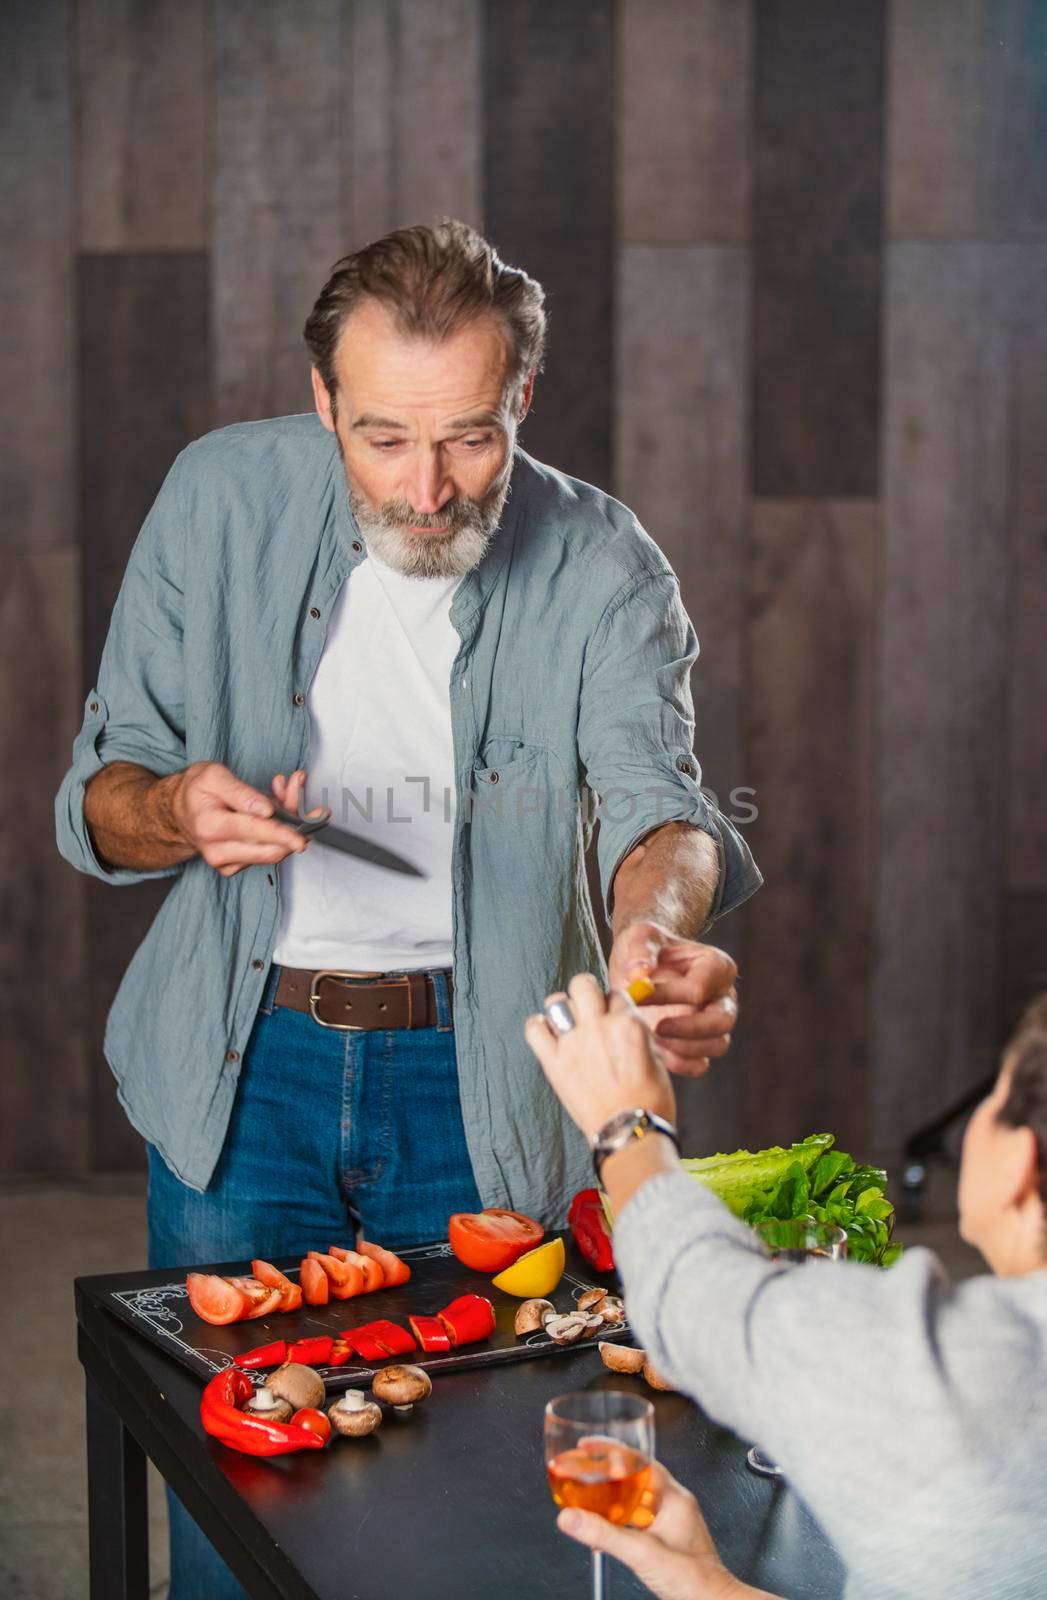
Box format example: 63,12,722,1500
545,1391,656,1598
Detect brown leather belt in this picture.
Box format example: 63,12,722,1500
274,966,452,1031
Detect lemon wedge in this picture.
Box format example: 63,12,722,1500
492,1236,566,1298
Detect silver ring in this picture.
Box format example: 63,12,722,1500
544,999,576,1037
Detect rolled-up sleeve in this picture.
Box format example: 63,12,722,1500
577,573,761,926
54,453,189,886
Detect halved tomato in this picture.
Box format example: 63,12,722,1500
300,1256,330,1306
357,1239,411,1288
186,1272,249,1325
308,1251,365,1299
447,1209,544,1273
251,1259,300,1311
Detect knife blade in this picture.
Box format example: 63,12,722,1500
269,802,426,878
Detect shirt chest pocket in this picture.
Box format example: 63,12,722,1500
469,737,567,833
472,735,545,787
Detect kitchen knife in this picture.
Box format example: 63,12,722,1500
269,802,426,878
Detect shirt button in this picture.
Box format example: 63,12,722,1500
293,692,305,706
89,700,98,713
251,958,264,970
225,1049,239,1063
351,541,362,553
489,771,500,784
677,757,694,776
309,607,320,620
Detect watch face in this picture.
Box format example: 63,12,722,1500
603,1108,645,1141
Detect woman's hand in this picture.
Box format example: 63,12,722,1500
558,1462,779,1600
524,973,678,1143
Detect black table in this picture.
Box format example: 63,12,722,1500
75,1259,845,1600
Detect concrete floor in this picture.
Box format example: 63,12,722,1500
0,1167,982,1600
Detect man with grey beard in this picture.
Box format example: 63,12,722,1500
56,221,760,1600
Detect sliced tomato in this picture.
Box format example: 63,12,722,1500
223,1276,283,1319
357,1239,411,1287
186,1272,249,1325
251,1259,299,1310
330,1245,383,1292
300,1256,329,1306
308,1251,364,1299
447,1209,544,1273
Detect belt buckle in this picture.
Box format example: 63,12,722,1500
307,969,409,1031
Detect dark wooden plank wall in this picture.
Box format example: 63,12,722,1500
4,0,1046,1173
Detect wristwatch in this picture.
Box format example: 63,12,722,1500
591,1107,680,1180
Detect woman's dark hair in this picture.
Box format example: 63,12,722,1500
998,993,1047,1201
303,220,546,416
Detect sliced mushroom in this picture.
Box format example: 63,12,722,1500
582,1313,606,1333
328,1389,383,1438
243,1387,294,1423
546,1314,587,1345
599,1342,647,1375
515,1298,556,1336
265,1362,325,1412
642,1361,676,1392
598,1296,626,1325
577,1288,608,1313
371,1364,432,1416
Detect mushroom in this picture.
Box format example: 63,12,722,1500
598,1296,626,1325
546,1313,587,1345
577,1288,608,1314
265,1362,325,1412
582,1313,606,1334
328,1389,383,1438
371,1364,432,1417
642,1361,676,1392
599,1342,647,1375
515,1298,556,1336
243,1386,294,1424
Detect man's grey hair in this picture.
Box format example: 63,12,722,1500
304,220,547,414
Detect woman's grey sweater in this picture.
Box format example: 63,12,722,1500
614,1169,1047,1599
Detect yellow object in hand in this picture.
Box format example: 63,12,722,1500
625,975,655,1004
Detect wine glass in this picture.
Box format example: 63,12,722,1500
545,1390,656,1599
745,1217,847,1479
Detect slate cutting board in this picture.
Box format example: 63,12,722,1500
101,1233,631,1390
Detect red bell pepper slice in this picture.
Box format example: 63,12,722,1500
437,1293,496,1347
408,1315,452,1353
328,1338,355,1366
568,1188,616,1274
341,1320,417,1359
235,1339,288,1371
287,1335,334,1367
347,1330,392,1363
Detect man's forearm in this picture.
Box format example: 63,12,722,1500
611,821,721,940
84,762,195,872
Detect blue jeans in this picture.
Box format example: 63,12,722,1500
147,963,482,1600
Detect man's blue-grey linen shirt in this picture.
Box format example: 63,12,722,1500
55,414,761,1220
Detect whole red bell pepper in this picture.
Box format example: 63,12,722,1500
438,1293,496,1347
200,1367,326,1457
287,1335,334,1366
235,1339,288,1371
408,1315,452,1353
568,1188,615,1274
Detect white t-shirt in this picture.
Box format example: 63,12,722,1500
272,551,460,972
